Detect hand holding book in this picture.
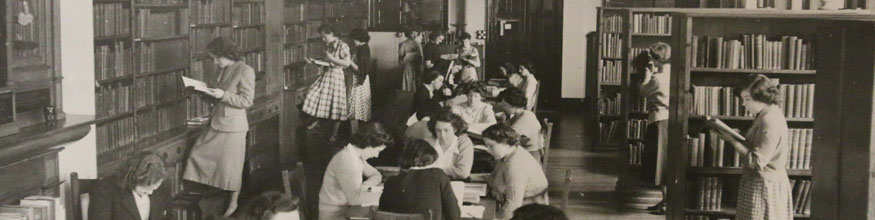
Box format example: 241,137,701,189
704,116,746,142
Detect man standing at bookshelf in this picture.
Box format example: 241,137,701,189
636,42,671,214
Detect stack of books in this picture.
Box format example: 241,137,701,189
0,196,65,220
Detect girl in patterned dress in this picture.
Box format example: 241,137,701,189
348,28,372,133
718,74,794,220
303,25,352,142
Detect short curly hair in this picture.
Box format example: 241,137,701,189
499,87,528,108
510,204,569,220
462,81,489,97
399,139,439,169
648,42,671,65
734,74,782,105
428,111,469,137
349,28,370,42
482,124,520,146
459,32,472,40
349,130,394,149
119,152,167,191
234,191,298,220
207,37,241,61
318,24,337,36
428,31,445,41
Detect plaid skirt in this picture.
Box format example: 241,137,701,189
737,175,794,220
303,67,349,120
348,75,371,121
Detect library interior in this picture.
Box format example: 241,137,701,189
2,0,875,219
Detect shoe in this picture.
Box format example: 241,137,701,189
649,206,665,215
646,202,665,211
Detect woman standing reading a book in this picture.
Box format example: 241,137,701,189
717,74,793,220
302,25,353,142
183,37,255,217
635,42,671,214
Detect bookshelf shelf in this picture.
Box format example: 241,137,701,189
600,82,622,86
234,0,264,4
284,21,306,26
95,34,133,41
685,208,810,218
601,57,623,60
689,115,814,122
137,66,188,78
191,23,233,28
96,75,134,85
133,4,188,8
690,68,817,75
233,24,265,29
687,167,812,176
631,33,671,37
94,0,131,3
134,34,189,42
94,112,135,125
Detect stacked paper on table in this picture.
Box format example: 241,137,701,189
451,181,466,208
461,205,486,219
464,182,488,203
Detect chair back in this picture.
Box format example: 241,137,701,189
373,210,433,220
70,172,98,220
531,80,541,112
541,118,554,172
282,162,308,219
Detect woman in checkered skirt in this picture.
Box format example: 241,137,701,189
717,74,794,220
303,25,352,141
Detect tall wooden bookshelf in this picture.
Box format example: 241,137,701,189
663,10,874,220
590,7,628,150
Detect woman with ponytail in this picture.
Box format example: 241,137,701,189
717,74,793,220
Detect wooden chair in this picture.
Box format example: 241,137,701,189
373,210,433,220
541,118,554,173
282,162,308,219
70,172,98,220
531,80,541,113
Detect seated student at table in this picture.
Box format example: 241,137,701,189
89,152,171,220
481,124,549,220
212,191,300,220
319,130,394,220
501,61,522,88
413,71,452,120
425,111,475,180
515,60,538,110
451,82,497,127
379,140,461,220
497,87,544,162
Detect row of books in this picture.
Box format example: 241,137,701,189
628,142,644,165
189,59,216,84
137,103,186,144
600,121,622,144
191,27,232,55
135,39,190,74
232,28,265,52
307,41,324,58
777,84,815,119
285,3,305,23
135,0,184,4
688,128,813,169
691,84,815,119
135,8,190,39
284,24,308,45
233,3,265,25
96,83,132,119
787,128,813,170
284,45,306,66
327,18,368,36
0,196,64,220
134,70,184,109
191,0,231,25
96,116,137,165
186,95,212,121
600,33,623,58
242,51,265,73
631,95,648,113
95,42,133,81
599,94,621,116
685,215,729,220
790,179,813,215
601,14,624,33
691,35,815,70
94,3,131,38
694,177,723,211
306,3,325,20
306,21,324,39
629,119,648,139
599,60,622,84
631,13,671,34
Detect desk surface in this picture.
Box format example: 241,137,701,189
371,167,497,219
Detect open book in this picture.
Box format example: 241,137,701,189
182,76,209,92
704,116,746,141
306,58,331,67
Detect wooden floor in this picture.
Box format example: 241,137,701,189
544,110,664,220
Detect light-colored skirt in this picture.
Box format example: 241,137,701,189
349,75,371,121
736,176,794,220
183,128,246,191
303,67,349,120
401,63,418,92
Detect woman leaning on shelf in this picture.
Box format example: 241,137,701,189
717,74,794,220
302,24,353,142
183,37,255,217
634,42,671,214
90,152,171,220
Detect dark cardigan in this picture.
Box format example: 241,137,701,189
378,168,461,220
